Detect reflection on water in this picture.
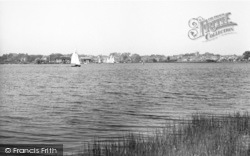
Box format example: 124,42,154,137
0,63,250,153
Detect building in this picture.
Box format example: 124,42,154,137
41,55,49,62
61,56,71,64
53,56,71,64
80,56,92,64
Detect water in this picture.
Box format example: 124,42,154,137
0,63,250,153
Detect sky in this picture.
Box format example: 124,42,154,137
0,0,249,56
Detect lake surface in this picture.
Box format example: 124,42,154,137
0,63,250,154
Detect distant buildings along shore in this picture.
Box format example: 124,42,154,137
0,51,249,64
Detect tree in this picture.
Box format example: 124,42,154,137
243,51,250,60
49,53,63,62
141,55,150,63
35,58,42,64
167,56,170,61
120,52,131,63
131,54,141,63
28,55,42,63
156,55,167,62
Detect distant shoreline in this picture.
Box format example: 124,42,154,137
0,61,249,65
1,51,250,64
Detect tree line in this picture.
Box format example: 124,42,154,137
0,52,172,64
0,51,249,64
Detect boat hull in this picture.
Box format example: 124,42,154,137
71,64,81,67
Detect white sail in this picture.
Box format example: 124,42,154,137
107,55,115,63
71,51,81,65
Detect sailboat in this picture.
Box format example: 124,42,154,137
106,55,115,63
71,51,81,67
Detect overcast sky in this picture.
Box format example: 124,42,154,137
0,0,249,56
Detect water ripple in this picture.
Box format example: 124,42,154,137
0,63,250,154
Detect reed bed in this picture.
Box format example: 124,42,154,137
74,112,250,156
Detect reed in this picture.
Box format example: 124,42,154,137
74,112,250,156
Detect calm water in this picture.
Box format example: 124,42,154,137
0,63,250,153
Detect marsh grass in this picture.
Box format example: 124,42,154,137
74,112,250,156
